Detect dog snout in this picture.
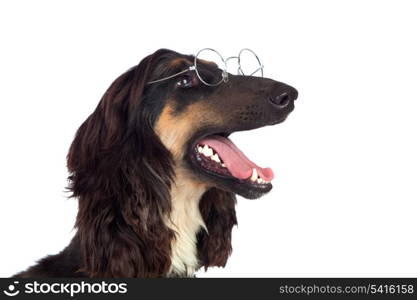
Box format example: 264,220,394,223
269,85,298,109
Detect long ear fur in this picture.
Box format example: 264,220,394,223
67,50,175,277
197,187,237,269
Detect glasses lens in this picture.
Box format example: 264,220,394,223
195,48,226,86
238,49,263,77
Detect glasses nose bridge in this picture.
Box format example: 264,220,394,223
224,55,239,75
223,51,263,77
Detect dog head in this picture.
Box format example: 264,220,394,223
139,49,297,199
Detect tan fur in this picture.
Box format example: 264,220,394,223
155,101,220,160
155,104,192,159
198,59,218,67
155,102,216,276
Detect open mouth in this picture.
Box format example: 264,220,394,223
189,133,274,198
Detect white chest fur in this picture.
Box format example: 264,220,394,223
166,170,208,276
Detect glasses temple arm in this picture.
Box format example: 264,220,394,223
147,66,195,84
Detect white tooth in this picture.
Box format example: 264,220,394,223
203,145,213,157
262,179,266,184
203,146,213,157
250,168,258,182
257,178,262,184
198,146,203,153
221,163,226,167
211,153,221,163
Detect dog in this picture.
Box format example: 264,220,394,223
15,49,297,277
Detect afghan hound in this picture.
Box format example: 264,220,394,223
15,49,297,277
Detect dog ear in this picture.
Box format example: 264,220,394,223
197,187,237,269
67,50,175,277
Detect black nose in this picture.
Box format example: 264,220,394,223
269,87,298,108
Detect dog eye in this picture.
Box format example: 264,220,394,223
176,75,196,88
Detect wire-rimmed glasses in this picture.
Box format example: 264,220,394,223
147,48,264,86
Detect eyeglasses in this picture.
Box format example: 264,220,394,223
147,48,264,86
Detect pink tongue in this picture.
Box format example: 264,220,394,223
199,136,274,181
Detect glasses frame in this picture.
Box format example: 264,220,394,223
147,48,263,86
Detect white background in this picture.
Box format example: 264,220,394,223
1,0,416,277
